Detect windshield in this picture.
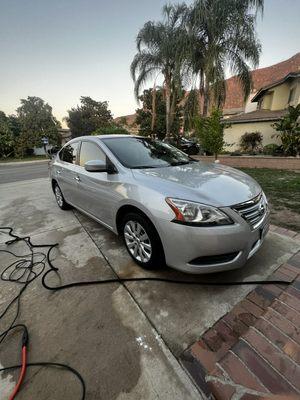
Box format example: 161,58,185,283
102,137,193,169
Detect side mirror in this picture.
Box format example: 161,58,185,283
84,160,107,172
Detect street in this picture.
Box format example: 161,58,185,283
0,161,49,184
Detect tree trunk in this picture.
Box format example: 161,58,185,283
165,79,171,138
202,78,210,117
151,82,157,136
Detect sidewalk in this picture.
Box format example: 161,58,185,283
181,227,300,399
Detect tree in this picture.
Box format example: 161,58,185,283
240,131,263,153
195,108,228,160
136,88,166,139
131,4,188,137
272,105,300,157
92,124,129,136
0,112,13,158
16,96,61,156
65,96,113,138
185,0,262,116
135,88,182,139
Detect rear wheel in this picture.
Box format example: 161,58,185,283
54,182,71,210
121,212,165,270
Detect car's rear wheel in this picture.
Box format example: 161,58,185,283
121,212,165,270
54,182,71,210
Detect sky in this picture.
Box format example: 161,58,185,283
0,0,300,126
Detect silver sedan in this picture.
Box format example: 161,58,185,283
50,135,269,274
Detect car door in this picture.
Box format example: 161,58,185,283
75,140,117,228
56,141,81,204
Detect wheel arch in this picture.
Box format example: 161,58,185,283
51,178,58,193
116,204,152,235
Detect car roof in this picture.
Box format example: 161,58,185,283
70,134,142,141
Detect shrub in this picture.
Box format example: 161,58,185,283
230,151,242,156
262,143,282,156
240,131,263,153
195,108,229,160
272,105,300,156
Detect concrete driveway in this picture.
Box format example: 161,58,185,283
0,177,299,399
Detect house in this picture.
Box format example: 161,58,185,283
115,53,300,144
59,128,72,145
223,53,300,150
113,114,139,134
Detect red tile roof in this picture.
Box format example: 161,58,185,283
225,109,287,124
224,52,300,110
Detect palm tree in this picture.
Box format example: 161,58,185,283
131,4,188,137
185,0,263,116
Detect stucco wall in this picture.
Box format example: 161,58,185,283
224,121,281,151
271,82,290,110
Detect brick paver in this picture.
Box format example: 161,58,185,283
180,230,300,399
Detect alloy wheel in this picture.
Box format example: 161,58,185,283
55,185,64,208
124,220,152,263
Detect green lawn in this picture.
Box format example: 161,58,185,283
0,155,48,163
240,168,300,232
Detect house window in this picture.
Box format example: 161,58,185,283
288,87,296,104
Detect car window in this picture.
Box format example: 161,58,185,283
60,142,79,164
102,137,192,168
79,141,106,167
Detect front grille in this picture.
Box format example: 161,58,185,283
232,193,267,229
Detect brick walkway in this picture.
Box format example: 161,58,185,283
181,227,300,400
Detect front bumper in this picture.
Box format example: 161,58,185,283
157,207,270,274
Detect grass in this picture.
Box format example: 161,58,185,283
240,168,300,232
0,155,48,163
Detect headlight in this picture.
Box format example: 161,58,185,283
165,198,233,226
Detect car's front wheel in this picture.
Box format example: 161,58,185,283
121,212,165,270
54,182,71,210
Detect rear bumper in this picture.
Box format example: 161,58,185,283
157,210,270,274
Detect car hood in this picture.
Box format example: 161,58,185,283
132,162,261,207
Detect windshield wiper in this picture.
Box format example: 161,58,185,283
170,161,191,166
131,165,158,169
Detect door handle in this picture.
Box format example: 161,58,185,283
57,170,61,175
74,176,81,182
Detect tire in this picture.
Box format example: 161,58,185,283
189,146,199,155
121,212,165,270
53,182,71,210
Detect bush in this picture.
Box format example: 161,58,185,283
272,105,300,156
262,143,282,156
195,108,228,160
240,131,263,153
92,124,130,136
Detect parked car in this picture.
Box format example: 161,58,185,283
163,136,201,155
50,135,269,274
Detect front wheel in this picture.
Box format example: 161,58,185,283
121,212,165,270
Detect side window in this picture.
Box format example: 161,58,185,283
60,142,79,164
79,141,106,167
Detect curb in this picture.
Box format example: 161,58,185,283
0,159,49,167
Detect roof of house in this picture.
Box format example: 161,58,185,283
251,72,300,102
223,52,300,110
224,109,287,124
114,113,137,126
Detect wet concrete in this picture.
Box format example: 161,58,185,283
77,212,300,356
0,179,200,399
1,178,300,398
